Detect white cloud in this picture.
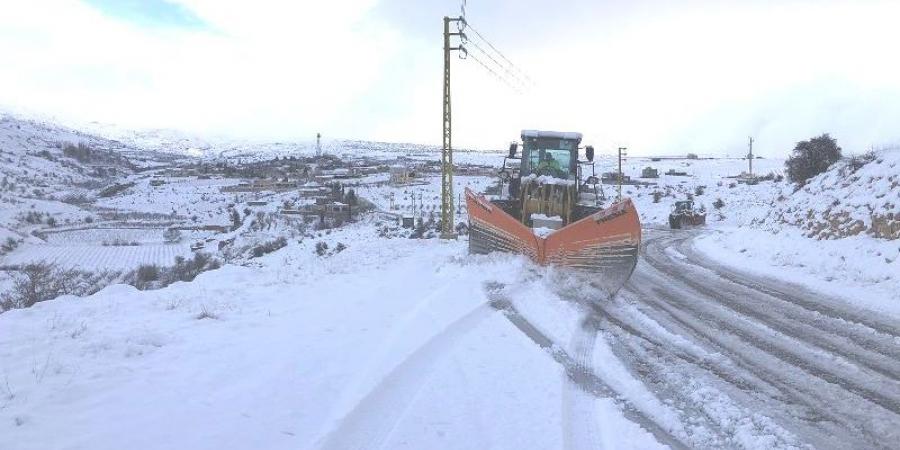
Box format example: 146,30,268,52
2,0,900,155
0,0,398,140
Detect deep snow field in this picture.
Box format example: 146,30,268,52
0,221,672,450
2,112,899,449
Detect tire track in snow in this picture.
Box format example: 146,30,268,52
561,317,604,450
317,303,494,450
619,230,900,449
649,235,900,385
589,297,807,449
486,288,689,450
642,235,900,418
550,283,802,449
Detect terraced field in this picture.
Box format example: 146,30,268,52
2,243,193,271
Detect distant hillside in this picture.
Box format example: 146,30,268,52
762,149,900,239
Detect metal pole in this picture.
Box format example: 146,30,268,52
748,136,754,178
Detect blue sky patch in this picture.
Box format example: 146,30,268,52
82,0,207,29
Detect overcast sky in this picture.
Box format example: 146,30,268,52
2,0,900,156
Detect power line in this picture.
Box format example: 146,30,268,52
464,21,535,87
465,51,524,94
465,38,529,91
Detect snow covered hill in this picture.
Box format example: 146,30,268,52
761,149,900,240
693,150,900,317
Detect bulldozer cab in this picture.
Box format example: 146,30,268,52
520,130,581,180
499,130,588,228
673,200,694,212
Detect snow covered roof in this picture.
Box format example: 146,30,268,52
521,130,583,140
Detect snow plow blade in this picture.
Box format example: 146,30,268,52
466,188,641,296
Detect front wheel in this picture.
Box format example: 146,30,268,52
669,216,681,229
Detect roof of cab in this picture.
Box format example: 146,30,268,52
521,130,583,140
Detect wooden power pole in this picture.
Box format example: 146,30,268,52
441,16,465,239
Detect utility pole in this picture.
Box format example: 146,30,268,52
617,147,627,202
441,16,465,239
747,136,754,178
316,132,322,158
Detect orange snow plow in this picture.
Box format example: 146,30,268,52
466,130,641,296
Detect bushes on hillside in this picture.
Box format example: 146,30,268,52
785,134,842,186
0,263,62,309
1,253,225,312
98,182,135,198
0,263,118,311
163,228,182,243
845,150,877,174
124,252,221,290
251,237,287,258
62,142,96,163
1,237,19,254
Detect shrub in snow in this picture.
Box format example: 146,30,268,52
713,198,725,209
652,191,663,203
0,263,119,311
1,237,19,254
23,210,44,224
251,237,287,258
122,253,222,291
229,209,242,231
195,304,219,320
785,134,842,186
315,241,329,256
694,185,705,196
845,150,877,174
1,263,62,309
136,264,160,284
61,192,92,205
163,228,182,243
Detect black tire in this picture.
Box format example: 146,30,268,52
669,216,681,229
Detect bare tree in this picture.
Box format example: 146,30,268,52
1,263,65,310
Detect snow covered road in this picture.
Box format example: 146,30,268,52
596,230,900,449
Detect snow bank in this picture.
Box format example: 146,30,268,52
762,149,900,240
695,227,900,319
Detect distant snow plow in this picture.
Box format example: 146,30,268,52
466,130,641,297
668,200,706,229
